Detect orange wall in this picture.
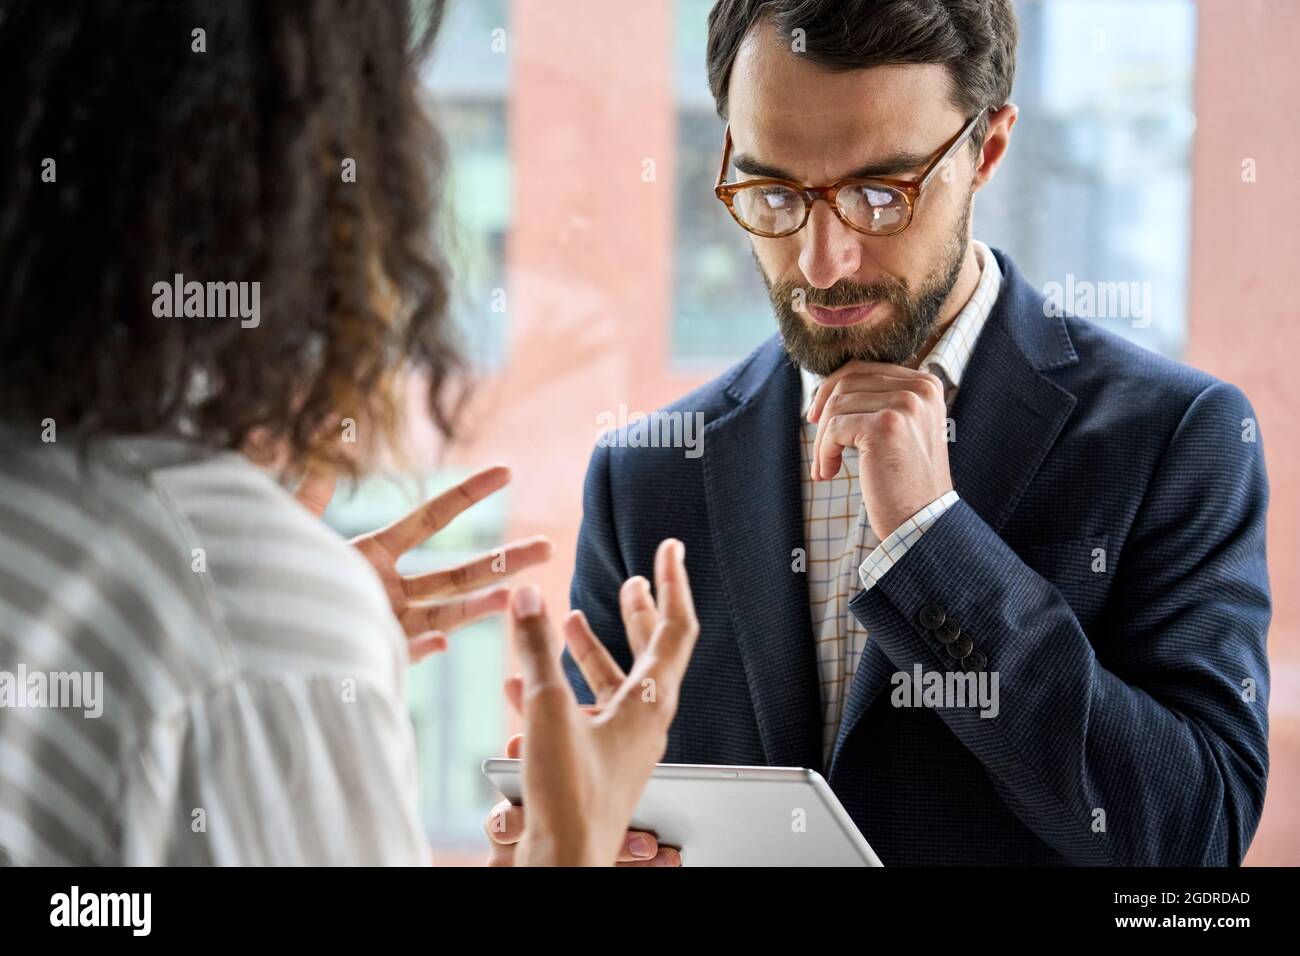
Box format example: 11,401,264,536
447,0,712,733
1188,0,1300,865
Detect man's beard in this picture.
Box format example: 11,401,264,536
760,198,971,377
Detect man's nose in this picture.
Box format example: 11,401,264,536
797,199,863,290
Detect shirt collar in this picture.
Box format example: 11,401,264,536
799,239,1002,416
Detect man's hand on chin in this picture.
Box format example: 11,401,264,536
807,360,954,540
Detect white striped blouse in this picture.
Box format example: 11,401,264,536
0,433,427,865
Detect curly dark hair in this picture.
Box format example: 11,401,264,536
0,0,461,473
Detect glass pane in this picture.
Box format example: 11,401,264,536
322,0,515,859
671,0,773,364
425,0,512,371
980,0,1196,358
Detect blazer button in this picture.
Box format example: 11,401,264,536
961,651,987,673
946,635,974,659
934,618,961,644
919,604,946,629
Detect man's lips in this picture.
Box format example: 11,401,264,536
807,302,878,327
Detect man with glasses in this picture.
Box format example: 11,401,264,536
487,0,1271,867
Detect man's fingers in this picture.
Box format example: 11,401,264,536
811,393,893,480
505,732,524,758
810,407,842,481
372,464,511,556
814,414,862,484
398,584,510,637
817,406,915,484
485,800,523,845
812,387,906,480
402,536,554,600
619,576,657,657
293,468,337,518
564,609,626,704
808,361,929,424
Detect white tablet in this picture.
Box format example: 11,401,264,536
482,758,883,867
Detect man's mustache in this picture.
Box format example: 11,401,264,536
768,278,908,310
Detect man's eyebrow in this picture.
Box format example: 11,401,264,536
731,150,934,183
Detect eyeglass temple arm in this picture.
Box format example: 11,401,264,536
918,111,987,192
716,126,733,188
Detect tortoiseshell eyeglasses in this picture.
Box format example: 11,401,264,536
713,111,985,239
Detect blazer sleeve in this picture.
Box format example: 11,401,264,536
563,441,633,704
848,380,1271,865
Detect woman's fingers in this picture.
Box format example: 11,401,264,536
507,671,609,721
508,585,573,731
653,539,694,626
407,632,448,663
402,536,554,600
615,539,698,674
371,464,511,556
485,800,523,846
608,540,699,746
564,609,626,704
619,576,658,657
648,539,700,683
504,677,525,719
398,584,510,637
615,830,667,863
616,847,683,867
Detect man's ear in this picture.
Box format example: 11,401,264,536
973,103,1018,192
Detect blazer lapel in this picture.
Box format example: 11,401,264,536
831,250,1081,767
944,250,1080,534
702,338,823,772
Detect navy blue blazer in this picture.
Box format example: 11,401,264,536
565,248,1271,866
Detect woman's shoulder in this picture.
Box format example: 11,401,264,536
141,442,408,692
1,435,406,698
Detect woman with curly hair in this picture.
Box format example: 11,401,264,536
0,0,697,866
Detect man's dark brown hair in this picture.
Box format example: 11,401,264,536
0,0,460,474
706,0,1019,154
